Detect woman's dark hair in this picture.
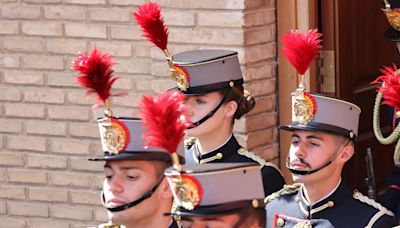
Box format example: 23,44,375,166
218,84,255,119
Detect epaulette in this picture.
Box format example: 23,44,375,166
184,137,196,149
237,148,284,177
353,190,394,227
264,183,301,205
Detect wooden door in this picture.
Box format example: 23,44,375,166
318,0,397,196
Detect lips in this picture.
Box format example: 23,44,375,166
290,162,309,170
107,199,126,207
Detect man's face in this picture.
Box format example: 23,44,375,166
288,130,348,183
180,214,241,228
102,160,162,224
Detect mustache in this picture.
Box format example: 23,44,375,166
289,157,312,169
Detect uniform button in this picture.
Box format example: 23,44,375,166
276,217,285,227
327,201,334,207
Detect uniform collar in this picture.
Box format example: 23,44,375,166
192,134,238,164
296,179,350,218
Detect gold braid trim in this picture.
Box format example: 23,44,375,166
264,183,301,204
372,92,400,166
98,222,125,228
184,137,196,149
237,148,284,177
353,190,394,227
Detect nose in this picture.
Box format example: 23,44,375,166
292,142,306,159
106,176,124,193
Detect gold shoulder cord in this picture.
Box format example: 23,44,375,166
98,222,124,228
264,183,301,204
373,92,400,166
353,190,394,227
237,148,284,177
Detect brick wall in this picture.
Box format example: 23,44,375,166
0,0,277,226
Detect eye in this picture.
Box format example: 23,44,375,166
308,141,320,147
195,98,206,105
126,175,138,181
104,174,113,181
291,139,299,145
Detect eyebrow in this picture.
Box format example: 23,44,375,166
292,133,324,141
104,164,142,171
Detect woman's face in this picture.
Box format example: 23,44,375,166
185,91,230,138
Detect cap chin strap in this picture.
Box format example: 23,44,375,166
286,140,350,176
188,88,230,129
101,179,162,212
286,156,333,175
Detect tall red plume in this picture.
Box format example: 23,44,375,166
72,48,118,107
281,29,323,75
133,2,169,50
372,64,400,111
140,91,188,154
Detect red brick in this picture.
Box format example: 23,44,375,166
94,207,108,222
23,88,65,104
244,9,276,27
89,41,132,57
88,8,130,22
243,62,274,81
250,143,279,161
113,59,150,74
2,4,41,19
22,55,64,70
246,78,276,96
29,220,70,228
28,187,68,202
3,37,44,52
0,119,22,133
26,120,67,136
27,154,67,169
110,25,143,40
3,71,44,85
244,27,274,45
64,0,105,4
198,12,243,28
244,43,275,63
0,87,21,102
48,105,90,121
50,172,93,187
47,72,79,87
0,217,26,227
46,39,88,54
44,6,86,20
246,128,273,148
67,90,96,105
246,112,277,131
65,23,107,39
51,205,93,221
22,21,63,36
0,20,19,34
8,202,49,217
0,152,24,166
0,185,26,199
50,138,91,155
7,135,47,151
163,10,195,26
5,103,45,118
0,54,20,68
0,201,5,215
248,95,275,115
8,169,48,184
70,190,101,205
70,157,103,172
69,123,100,138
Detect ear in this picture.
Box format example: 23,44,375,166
158,177,172,200
224,100,238,118
338,145,354,163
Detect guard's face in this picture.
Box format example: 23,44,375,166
102,160,161,225
185,92,228,137
288,130,345,183
180,214,241,228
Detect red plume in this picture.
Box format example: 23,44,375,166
140,91,188,154
72,48,118,107
372,64,400,111
281,29,323,75
133,2,169,50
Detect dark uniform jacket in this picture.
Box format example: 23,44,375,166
185,135,285,196
384,166,400,223
266,181,396,228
